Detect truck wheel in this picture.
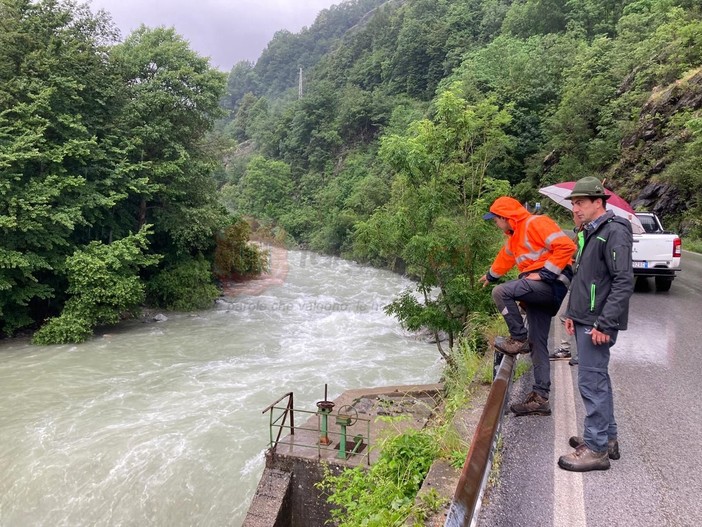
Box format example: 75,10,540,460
655,277,673,292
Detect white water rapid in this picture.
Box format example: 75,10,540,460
0,250,442,526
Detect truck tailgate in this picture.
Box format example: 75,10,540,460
632,235,678,268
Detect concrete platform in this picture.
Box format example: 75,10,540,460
243,383,444,527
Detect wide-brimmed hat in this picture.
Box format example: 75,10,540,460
566,177,610,200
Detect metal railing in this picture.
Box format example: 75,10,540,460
445,353,516,527
262,392,295,448
262,396,372,465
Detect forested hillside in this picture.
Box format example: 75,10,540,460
0,0,265,342
221,0,702,250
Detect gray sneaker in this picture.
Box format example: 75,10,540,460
569,436,620,460
510,391,551,416
549,347,571,360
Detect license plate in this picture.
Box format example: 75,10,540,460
632,261,647,268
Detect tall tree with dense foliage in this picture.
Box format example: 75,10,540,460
0,1,249,340
110,26,229,258
0,0,122,335
354,89,513,360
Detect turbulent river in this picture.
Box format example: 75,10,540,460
0,249,442,526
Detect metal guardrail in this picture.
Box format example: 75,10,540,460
444,352,516,527
262,398,372,465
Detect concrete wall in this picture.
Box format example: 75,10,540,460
243,449,349,527
242,467,292,527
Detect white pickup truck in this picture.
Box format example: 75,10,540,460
632,212,682,291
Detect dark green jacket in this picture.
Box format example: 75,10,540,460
566,211,634,333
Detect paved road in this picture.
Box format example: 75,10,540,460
477,250,702,527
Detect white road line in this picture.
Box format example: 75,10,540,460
553,360,586,527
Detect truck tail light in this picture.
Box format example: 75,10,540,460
673,237,682,258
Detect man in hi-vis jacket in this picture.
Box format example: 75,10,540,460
558,177,634,472
480,196,576,416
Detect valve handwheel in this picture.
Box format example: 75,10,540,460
337,405,358,425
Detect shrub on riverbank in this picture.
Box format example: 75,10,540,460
32,228,160,345
146,255,221,311
318,429,439,527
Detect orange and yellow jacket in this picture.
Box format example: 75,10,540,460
487,197,576,280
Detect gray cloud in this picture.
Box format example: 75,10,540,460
88,0,339,71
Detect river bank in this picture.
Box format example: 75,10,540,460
220,243,289,298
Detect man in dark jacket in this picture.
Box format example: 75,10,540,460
558,177,634,472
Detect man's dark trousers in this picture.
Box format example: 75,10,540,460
492,277,560,398
575,323,618,453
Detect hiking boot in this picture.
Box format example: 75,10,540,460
569,358,579,366
549,347,571,360
510,391,551,416
558,444,610,472
495,336,531,356
569,436,620,460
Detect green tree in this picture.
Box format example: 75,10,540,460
145,255,220,312
278,81,341,172
32,226,160,344
110,26,229,258
451,32,583,181
237,155,294,220
543,36,620,180
227,92,262,142
565,0,632,38
223,60,259,112
0,0,122,335
502,0,569,38
354,89,513,361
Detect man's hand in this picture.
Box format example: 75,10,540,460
524,272,541,281
591,328,611,345
565,318,575,336
479,274,490,288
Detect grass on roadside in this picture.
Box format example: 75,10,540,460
683,236,702,254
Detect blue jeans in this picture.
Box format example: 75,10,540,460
575,323,618,452
492,278,562,398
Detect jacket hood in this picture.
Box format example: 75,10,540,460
589,210,633,232
489,196,530,225
596,210,634,233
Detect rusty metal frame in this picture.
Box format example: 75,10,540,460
262,392,294,449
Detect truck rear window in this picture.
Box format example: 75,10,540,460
639,216,661,233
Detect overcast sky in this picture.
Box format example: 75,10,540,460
88,0,340,72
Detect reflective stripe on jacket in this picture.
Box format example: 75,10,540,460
488,197,576,278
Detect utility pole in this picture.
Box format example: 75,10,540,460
298,66,303,98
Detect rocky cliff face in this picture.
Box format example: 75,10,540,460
609,67,702,221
